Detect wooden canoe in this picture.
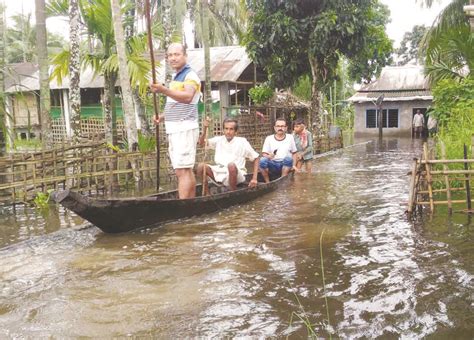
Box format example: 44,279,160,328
52,173,293,233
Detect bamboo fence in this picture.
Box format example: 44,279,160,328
1,112,343,204
407,138,474,216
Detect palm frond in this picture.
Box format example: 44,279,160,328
46,0,69,17
49,47,71,85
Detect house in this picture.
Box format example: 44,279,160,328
4,46,266,140
4,62,116,139
348,65,433,137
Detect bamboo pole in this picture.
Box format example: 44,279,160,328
407,159,418,215
440,142,452,214
463,144,472,210
421,159,474,164
423,143,435,212
418,187,465,194
144,0,160,192
417,199,474,205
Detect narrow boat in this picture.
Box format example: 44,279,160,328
53,173,293,233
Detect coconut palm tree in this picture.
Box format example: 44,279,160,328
69,0,81,142
111,0,138,150
5,12,64,64
35,0,53,148
190,0,247,47
49,0,150,146
419,0,472,83
0,1,6,155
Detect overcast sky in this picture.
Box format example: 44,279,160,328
5,0,451,47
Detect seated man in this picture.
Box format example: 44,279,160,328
259,118,298,183
197,118,260,194
292,118,313,172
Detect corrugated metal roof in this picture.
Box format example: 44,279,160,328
5,64,106,93
5,46,255,93
349,90,432,103
348,65,432,103
359,65,430,91
153,45,253,83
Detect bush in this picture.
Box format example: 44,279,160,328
249,84,274,105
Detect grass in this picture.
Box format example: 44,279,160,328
288,229,332,339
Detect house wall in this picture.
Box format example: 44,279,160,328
354,99,432,137
12,92,39,127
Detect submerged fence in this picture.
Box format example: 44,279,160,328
407,138,474,216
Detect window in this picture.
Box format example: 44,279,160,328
366,109,377,128
366,109,399,128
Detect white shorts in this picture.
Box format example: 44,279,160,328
209,164,246,186
168,128,199,169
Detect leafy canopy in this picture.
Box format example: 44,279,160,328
395,25,428,66
245,0,393,89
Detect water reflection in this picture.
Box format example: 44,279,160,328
0,137,473,338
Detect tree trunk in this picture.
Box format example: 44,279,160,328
309,56,323,134
163,0,173,83
200,0,212,122
0,0,6,155
111,0,138,151
35,0,53,148
103,71,118,146
69,0,81,143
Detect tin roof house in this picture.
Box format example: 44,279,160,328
348,65,432,137
4,46,266,140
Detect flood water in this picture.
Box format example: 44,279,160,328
1,137,473,338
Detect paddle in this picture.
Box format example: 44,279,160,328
144,0,161,191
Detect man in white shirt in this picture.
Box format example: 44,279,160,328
412,109,425,138
197,118,260,194
427,115,438,136
259,118,298,183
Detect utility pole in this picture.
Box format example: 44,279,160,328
376,94,384,140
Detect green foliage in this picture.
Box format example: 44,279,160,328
137,131,156,153
395,25,428,65
421,0,472,84
245,0,393,90
430,78,474,125
5,12,65,63
292,75,312,102
432,78,474,161
118,131,156,153
335,106,355,132
33,189,54,209
106,142,121,152
13,138,42,150
48,0,152,95
248,84,274,104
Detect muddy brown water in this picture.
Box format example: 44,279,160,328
0,138,473,338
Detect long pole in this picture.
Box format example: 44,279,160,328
464,144,472,210
378,105,383,140
145,0,161,191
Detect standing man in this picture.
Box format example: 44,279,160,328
427,114,438,136
151,43,201,199
412,109,424,138
259,118,298,183
197,118,260,194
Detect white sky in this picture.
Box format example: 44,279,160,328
5,0,451,47
381,0,450,47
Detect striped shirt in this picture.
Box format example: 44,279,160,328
164,64,201,134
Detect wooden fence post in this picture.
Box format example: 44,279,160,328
423,142,435,212
440,141,452,214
